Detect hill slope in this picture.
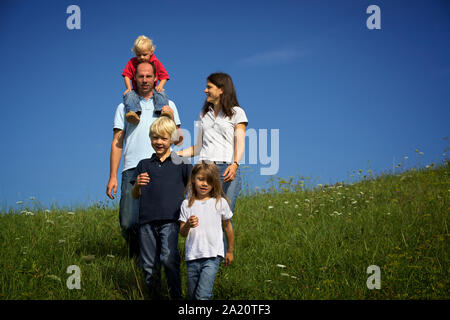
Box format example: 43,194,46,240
0,164,448,299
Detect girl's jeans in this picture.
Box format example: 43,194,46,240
186,257,221,300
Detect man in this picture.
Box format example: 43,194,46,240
106,61,183,258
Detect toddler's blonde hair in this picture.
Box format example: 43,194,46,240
132,35,155,54
149,115,178,142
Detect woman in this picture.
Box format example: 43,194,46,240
178,72,248,213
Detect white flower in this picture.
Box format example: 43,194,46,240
268,206,274,209
284,201,289,204
58,239,66,243
45,209,51,213
67,211,75,215
276,264,287,268
16,201,23,205
290,276,298,280
351,200,357,205
280,273,290,277
107,254,115,259
46,220,54,224
386,212,391,215
305,199,310,203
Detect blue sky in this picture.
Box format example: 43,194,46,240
0,0,449,210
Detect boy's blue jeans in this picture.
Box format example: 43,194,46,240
139,221,182,300
186,257,221,300
123,89,169,114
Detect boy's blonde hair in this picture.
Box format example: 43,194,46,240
132,35,155,54
149,115,178,142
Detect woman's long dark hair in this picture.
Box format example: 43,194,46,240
201,72,240,119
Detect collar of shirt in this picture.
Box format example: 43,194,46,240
149,151,180,164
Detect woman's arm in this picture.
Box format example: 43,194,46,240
177,121,203,157
223,123,247,182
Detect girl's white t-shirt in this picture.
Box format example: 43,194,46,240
179,198,233,261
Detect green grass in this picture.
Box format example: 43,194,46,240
1,164,448,299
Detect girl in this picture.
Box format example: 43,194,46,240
179,162,234,300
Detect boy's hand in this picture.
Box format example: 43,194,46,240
155,84,165,92
136,172,150,186
224,252,234,266
187,215,199,228
123,88,132,96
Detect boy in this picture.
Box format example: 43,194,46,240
122,35,171,125
131,115,192,299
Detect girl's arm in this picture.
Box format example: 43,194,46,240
223,123,247,182
180,215,199,237
222,219,234,266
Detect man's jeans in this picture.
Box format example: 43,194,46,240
139,221,182,300
123,89,169,114
186,257,221,300
119,168,140,256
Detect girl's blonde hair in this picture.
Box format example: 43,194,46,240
132,35,155,54
185,161,230,208
149,115,178,142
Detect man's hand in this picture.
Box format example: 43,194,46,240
161,105,174,120
106,176,118,199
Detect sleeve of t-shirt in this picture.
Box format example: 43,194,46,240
113,103,126,131
178,199,189,222
122,58,136,79
232,107,248,126
182,163,193,186
153,58,170,81
220,198,233,220
130,160,143,185
168,100,181,126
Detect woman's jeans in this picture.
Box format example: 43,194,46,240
216,163,241,253
215,163,241,213
186,257,221,300
139,221,182,300
123,89,169,114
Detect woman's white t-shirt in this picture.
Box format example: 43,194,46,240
198,106,248,163
179,198,233,261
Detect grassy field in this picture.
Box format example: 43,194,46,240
0,163,448,300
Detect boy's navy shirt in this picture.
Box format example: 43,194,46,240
131,152,192,225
